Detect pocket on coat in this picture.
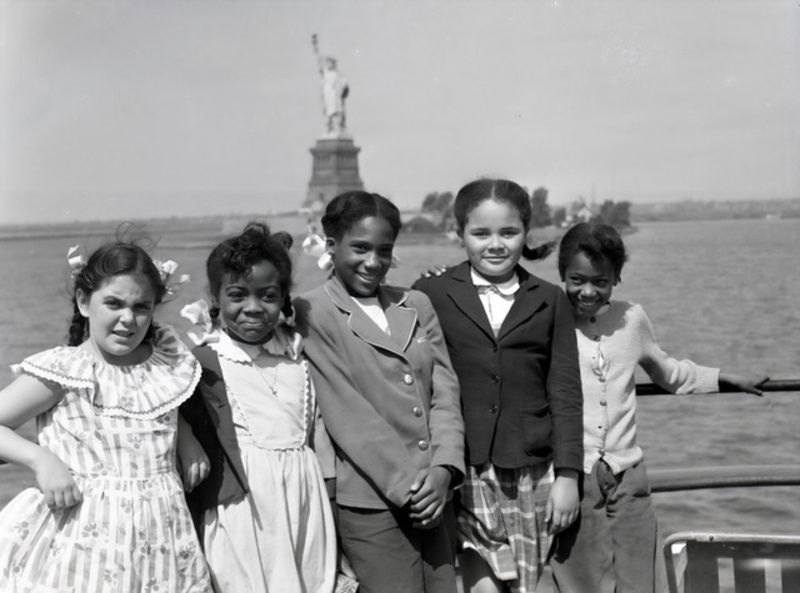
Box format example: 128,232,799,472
521,404,552,456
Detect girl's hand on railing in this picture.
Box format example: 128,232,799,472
719,372,770,396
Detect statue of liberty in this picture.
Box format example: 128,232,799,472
312,34,349,137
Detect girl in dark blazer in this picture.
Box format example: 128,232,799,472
294,191,465,593
413,179,584,593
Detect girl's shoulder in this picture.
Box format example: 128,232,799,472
12,345,96,392
604,300,652,328
15,325,201,419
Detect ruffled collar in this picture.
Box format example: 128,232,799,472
209,326,303,365
13,324,201,420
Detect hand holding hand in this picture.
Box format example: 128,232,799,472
32,448,82,510
545,470,579,535
408,466,451,529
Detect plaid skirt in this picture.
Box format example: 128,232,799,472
456,460,554,593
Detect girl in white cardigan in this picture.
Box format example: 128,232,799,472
549,222,768,593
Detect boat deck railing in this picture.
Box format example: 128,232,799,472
637,378,800,491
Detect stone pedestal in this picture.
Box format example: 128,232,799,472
304,136,364,209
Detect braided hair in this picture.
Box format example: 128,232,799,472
205,222,294,322
68,243,165,346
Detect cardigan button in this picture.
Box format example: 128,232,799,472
600,400,607,406
489,404,498,414
403,374,414,385
417,439,429,451
412,406,423,417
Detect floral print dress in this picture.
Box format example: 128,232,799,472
0,325,212,593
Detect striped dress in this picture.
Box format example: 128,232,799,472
0,325,213,593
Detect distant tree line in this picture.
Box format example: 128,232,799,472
410,186,631,232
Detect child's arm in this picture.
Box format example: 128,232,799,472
0,374,81,509
637,305,768,396
546,468,580,535
176,414,210,493
407,292,464,528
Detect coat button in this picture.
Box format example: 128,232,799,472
489,404,498,414
418,439,429,451
412,406,423,417
403,374,414,385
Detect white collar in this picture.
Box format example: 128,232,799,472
211,326,303,364
470,267,520,296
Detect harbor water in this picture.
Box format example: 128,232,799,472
0,217,798,537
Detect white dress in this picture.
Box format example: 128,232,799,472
0,325,212,593
202,330,336,593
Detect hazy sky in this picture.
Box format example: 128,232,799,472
1,0,798,224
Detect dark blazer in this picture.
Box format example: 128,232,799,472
294,276,465,510
180,346,249,538
413,262,583,471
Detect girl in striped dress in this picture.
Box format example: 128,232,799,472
0,241,212,593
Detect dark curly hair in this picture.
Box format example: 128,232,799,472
206,222,294,320
68,242,165,347
557,222,628,283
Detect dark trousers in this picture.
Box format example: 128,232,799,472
550,460,657,593
337,503,459,593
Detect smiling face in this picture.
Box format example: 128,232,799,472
563,250,617,320
215,260,283,345
460,198,526,283
327,216,395,297
77,273,156,365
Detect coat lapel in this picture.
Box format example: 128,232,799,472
323,277,415,356
496,267,548,340
446,262,496,341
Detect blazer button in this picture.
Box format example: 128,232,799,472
489,404,498,414
418,439,429,451
491,375,500,384
403,374,414,385
412,406,423,417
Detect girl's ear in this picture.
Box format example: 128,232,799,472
76,289,90,318
325,236,337,255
